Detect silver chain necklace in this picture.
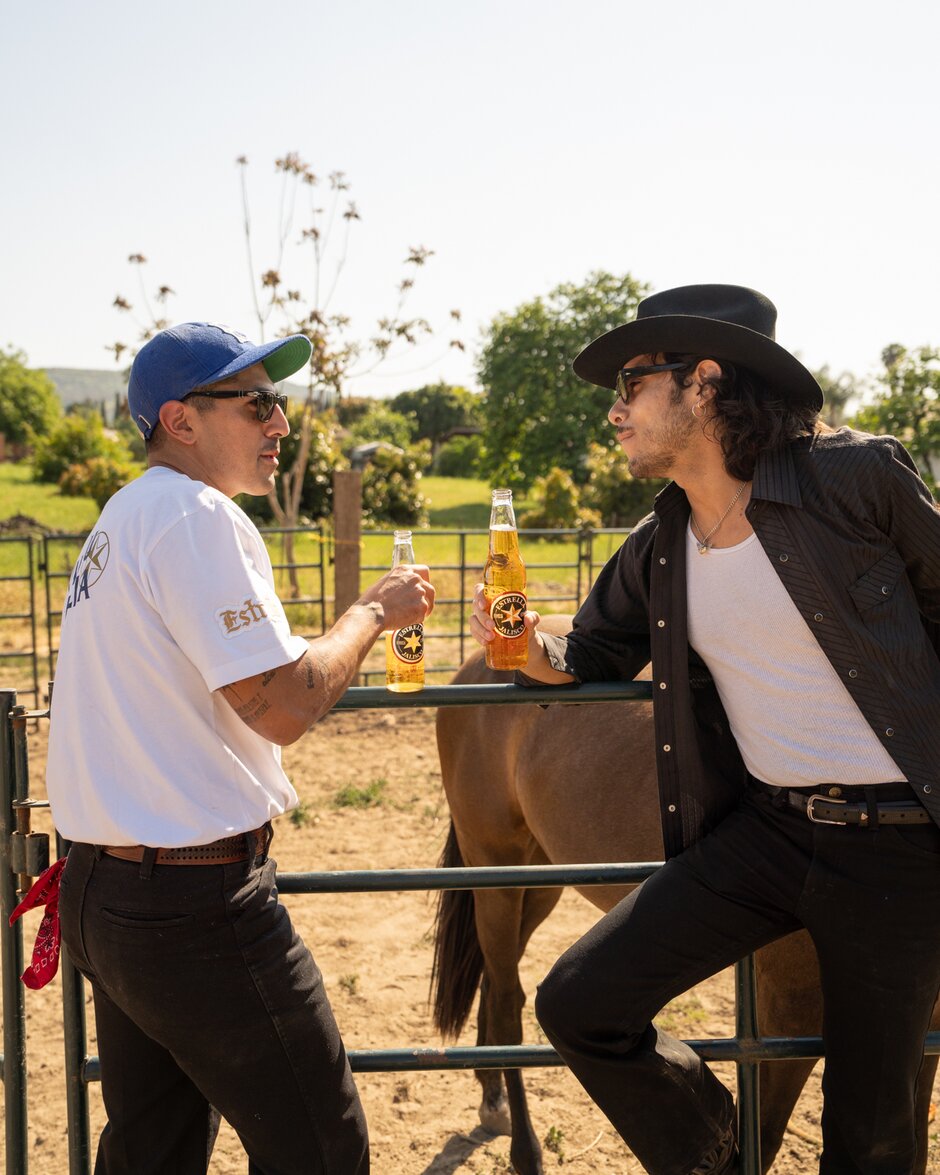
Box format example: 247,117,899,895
690,481,748,554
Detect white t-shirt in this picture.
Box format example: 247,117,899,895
686,522,905,788
46,467,310,846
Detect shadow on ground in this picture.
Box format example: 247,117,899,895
420,1126,496,1172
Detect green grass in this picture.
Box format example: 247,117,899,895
0,461,100,532
334,778,388,808
423,475,513,528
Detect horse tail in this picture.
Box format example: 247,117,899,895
430,820,484,1040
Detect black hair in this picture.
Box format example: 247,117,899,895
663,353,823,481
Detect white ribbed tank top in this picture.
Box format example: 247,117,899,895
685,522,905,787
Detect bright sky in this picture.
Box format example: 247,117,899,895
2,0,938,399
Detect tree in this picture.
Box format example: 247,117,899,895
477,271,648,490
0,347,62,454
31,413,135,486
390,382,481,455
580,441,665,527
813,364,859,428
518,467,601,533
342,401,414,451
360,442,431,527
850,345,940,490
112,152,462,595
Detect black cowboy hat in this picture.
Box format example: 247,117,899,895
573,284,823,411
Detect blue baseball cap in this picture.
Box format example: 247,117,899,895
128,322,312,439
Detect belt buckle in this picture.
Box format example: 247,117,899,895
805,793,849,825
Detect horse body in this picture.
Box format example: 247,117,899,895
433,617,938,1174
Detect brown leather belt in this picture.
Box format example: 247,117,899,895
751,780,932,826
102,826,271,866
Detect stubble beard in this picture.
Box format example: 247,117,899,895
625,401,698,479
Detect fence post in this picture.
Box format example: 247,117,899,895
1,689,28,1175
735,953,761,1173
333,471,362,624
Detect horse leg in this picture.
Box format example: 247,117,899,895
754,934,822,1170
476,974,511,1135
474,883,562,1175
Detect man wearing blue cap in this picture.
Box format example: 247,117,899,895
47,323,434,1173
472,286,940,1174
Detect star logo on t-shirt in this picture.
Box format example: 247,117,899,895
81,531,111,586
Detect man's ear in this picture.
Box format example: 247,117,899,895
157,400,196,445
695,359,723,402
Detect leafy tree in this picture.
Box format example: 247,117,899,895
31,414,135,485
432,433,483,478
390,382,481,455
580,441,665,527
0,348,62,452
361,442,431,527
111,152,462,594
59,454,143,509
343,402,414,451
477,271,649,490
814,364,859,428
850,345,940,490
518,467,601,534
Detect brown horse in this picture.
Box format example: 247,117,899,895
431,616,939,1174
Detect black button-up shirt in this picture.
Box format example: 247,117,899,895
538,428,940,858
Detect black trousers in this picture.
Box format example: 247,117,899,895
534,782,940,1175
59,841,369,1175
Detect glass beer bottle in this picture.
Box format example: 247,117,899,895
385,529,425,692
483,489,528,670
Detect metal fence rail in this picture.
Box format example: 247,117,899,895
28,525,631,686
8,681,929,1174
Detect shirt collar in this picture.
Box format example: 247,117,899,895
652,438,805,519
751,440,803,507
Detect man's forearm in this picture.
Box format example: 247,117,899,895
520,631,576,685
220,602,387,745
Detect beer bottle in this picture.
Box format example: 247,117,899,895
385,529,425,692
483,488,528,670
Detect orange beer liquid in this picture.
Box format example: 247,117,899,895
385,625,425,692
483,524,528,671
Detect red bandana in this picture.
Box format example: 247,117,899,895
8,857,67,989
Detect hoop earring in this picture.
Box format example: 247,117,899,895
691,400,705,420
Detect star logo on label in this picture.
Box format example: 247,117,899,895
392,623,424,664
491,592,527,639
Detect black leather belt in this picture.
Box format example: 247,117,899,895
750,780,932,826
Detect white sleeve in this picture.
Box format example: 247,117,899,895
142,500,309,691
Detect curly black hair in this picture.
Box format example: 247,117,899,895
663,353,823,481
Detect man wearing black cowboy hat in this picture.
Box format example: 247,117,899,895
471,285,940,1174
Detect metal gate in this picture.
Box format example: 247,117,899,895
4,683,931,1175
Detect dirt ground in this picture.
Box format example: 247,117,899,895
5,707,940,1173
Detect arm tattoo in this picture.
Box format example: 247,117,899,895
221,683,272,726
261,669,276,687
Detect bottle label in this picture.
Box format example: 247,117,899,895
490,592,527,639
391,623,424,663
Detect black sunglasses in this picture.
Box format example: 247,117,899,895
614,362,688,400
185,387,288,423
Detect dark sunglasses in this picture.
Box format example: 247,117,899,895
185,388,288,423
614,362,687,400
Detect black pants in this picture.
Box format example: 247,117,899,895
59,841,369,1175
534,782,940,1175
